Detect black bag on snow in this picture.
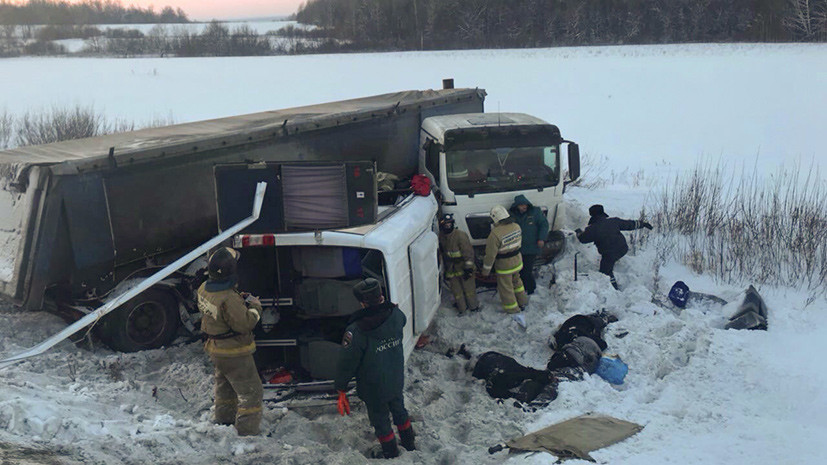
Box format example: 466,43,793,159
472,352,557,403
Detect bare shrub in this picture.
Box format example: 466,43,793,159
651,160,827,298
16,105,103,146
0,109,12,149
577,152,610,189
13,106,177,148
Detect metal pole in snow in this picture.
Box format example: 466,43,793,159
0,182,268,371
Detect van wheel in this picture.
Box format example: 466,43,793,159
100,289,181,352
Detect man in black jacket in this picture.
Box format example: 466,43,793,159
576,205,652,289
335,278,415,459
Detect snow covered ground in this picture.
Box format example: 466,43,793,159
1,43,827,464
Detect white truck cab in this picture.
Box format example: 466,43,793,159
419,113,580,246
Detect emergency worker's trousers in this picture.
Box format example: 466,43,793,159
496,272,528,313
519,254,538,295
365,395,409,438
449,276,479,312
210,353,263,436
599,252,623,289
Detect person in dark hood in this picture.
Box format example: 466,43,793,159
576,205,652,290
335,279,415,459
510,195,549,294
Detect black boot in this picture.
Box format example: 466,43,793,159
398,424,415,451
380,436,400,459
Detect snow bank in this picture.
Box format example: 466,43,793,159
2,193,826,464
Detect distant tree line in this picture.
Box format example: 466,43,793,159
0,0,189,25
83,22,339,57
295,0,827,49
0,20,341,57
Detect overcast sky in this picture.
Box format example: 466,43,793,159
63,1,305,21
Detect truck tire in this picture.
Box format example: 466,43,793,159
100,288,181,352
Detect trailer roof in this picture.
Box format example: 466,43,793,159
0,88,485,186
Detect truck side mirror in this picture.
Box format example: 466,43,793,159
567,143,580,183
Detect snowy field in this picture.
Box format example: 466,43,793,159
1,43,827,464
1,43,825,178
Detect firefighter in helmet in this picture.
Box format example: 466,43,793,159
481,205,528,314
438,213,479,313
196,246,264,436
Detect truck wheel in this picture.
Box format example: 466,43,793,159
100,289,181,352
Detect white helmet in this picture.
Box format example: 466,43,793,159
490,205,510,223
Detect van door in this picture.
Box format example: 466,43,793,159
408,230,440,334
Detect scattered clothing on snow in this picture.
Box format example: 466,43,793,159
549,311,615,352
546,336,603,374
472,351,558,406
726,285,768,330
575,204,652,289
595,356,629,385
668,281,691,308
667,281,729,311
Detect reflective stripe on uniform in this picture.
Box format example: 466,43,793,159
446,271,464,278
446,250,462,258
514,285,525,294
496,263,523,275
502,301,519,310
207,342,257,356
237,406,262,415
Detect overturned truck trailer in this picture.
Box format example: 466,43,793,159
0,88,485,355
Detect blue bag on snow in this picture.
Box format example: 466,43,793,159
668,281,690,308
595,356,628,385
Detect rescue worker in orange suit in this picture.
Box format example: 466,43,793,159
438,213,479,314
482,205,529,315
335,279,415,459
576,204,653,290
196,247,264,436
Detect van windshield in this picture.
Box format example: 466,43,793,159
445,146,559,195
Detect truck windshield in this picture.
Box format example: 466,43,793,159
445,146,559,195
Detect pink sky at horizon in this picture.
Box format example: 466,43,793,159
45,1,307,21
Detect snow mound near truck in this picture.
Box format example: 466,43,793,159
2,197,826,464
